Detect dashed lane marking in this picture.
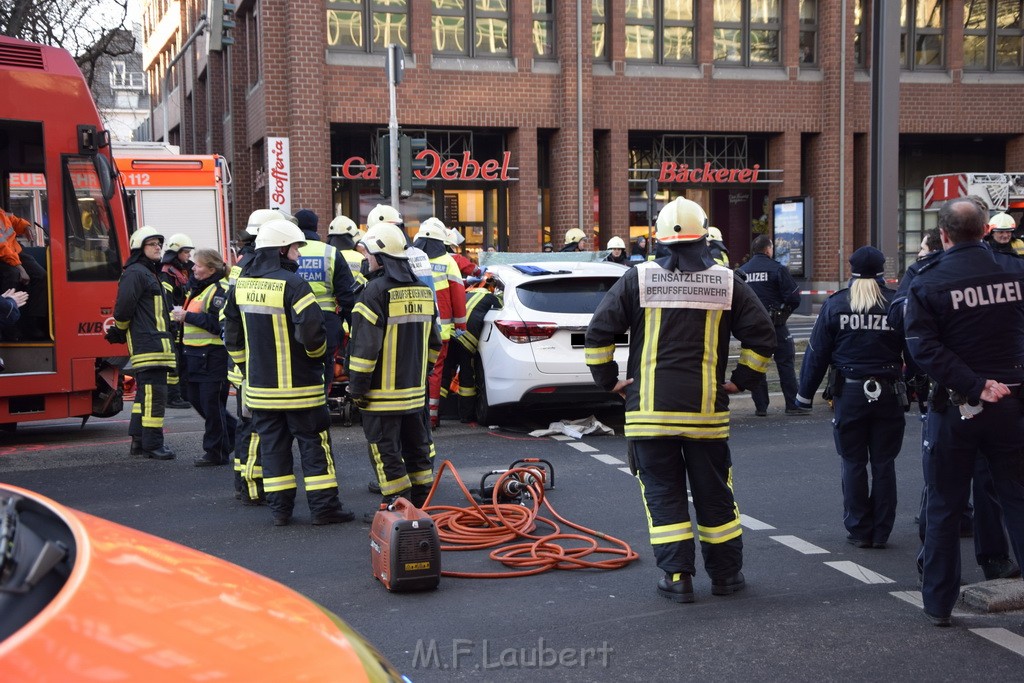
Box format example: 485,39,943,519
550,434,574,441
890,591,971,618
739,514,775,531
618,467,633,476
825,561,895,584
770,535,829,555
970,628,1024,657
590,453,625,465
567,442,599,453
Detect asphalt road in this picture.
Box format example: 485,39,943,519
2,395,1024,682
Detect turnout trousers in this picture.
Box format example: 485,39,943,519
922,398,1024,618
750,324,798,412
832,385,905,545
186,379,237,463
427,340,450,426
232,384,263,503
362,410,434,505
251,405,342,519
130,368,168,451
631,438,743,580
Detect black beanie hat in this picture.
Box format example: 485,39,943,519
849,246,885,279
295,209,319,232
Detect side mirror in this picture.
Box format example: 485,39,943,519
94,153,116,201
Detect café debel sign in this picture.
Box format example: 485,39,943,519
658,162,763,184
340,150,514,182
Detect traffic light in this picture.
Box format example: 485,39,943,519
207,0,236,53
379,134,391,198
400,135,429,193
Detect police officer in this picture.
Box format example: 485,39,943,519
348,222,442,508
985,212,1024,256
223,218,354,527
327,214,367,287
795,246,905,548
707,227,730,267
106,226,177,460
173,248,236,467
160,232,195,410
294,209,357,397
586,197,776,603
905,197,1024,626
738,235,806,416
561,228,587,252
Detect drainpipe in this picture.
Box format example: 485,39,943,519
162,18,208,144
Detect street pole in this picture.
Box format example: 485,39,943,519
387,44,402,212
871,1,901,277
838,0,847,288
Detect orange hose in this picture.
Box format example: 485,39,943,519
423,459,639,578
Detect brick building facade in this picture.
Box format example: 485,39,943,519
142,0,1024,287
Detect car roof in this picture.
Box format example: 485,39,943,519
485,260,628,284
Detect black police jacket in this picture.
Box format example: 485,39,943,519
737,253,801,313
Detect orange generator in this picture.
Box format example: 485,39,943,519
369,497,441,592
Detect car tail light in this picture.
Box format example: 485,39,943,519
494,320,558,343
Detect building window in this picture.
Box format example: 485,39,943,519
246,4,261,89
799,0,817,64
625,1,696,63
533,1,555,58
327,1,408,52
593,0,608,59
964,0,1024,70
854,0,868,66
900,0,944,69
713,0,781,65
432,0,510,57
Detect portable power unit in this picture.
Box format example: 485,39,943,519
369,497,441,592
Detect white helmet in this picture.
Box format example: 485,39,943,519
446,227,465,247
166,233,194,253
564,228,586,245
607,236,626,250
367,204,402,228
328,215,359,237
360,222,408,260
255,219,307,250
656,197,709,244
706,226,724,242
246,209,289,237
129,225,164,250
415,217,448,242
989,212,1017,231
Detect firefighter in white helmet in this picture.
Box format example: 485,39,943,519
223,218,355,527
605,236,629,265
585,196,775,603
986,212,1024,256
561,227,588,252
159,232,196,410
348,222,442,508
106,226,177,460
328,214,367,286
706,226,730,267
414,217,467,427
366,204,435,294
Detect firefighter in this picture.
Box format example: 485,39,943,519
560,228,587,252
223,218,354,527
985,212,1024,256
413,217,467,428
160,233,195,410
795,246,905,548
446,227,480,279
367,204,435,293
586,197,776,603
450,286,501,422
348,221,441,508
905,197,1024,626
327,214,367,287
605,236,629,265
0,207,47,340
173,248,236,467
105,226,177,460
707,226,730,267
294,210,357,396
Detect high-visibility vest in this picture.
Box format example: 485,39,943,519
296,241,339,312
182,282,227,347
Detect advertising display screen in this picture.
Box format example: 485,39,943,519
773,196,810,277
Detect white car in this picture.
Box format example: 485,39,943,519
474,260,630,423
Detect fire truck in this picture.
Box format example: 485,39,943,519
0,36,133,430
923,172,1024,216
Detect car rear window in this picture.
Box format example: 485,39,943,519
515,277,620,314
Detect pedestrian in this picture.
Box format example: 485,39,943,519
605,236,629,265
347,221,441,508
105,226,177,460
160,233,196,410
905,197,1024,626
631,235,647,262
985,212,1024,256
413,217,467,428
327,214,367,287
0,207,47,340
223,218,354,527
560,228,587,252
173,248,236,467
586,196,776,603
737,234,807,416
795,246,905,548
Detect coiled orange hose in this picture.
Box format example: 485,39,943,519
423,459,639,578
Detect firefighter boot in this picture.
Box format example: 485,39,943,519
657,572,695,603
711,571,746,596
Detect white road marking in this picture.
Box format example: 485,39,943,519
591,453,625,465
970,628,1024,657
770,535,829,554
567,442,599,452
824,561,895,584
618,467,634,476
550,434,574,441
889,591,970,617
739,514,776,531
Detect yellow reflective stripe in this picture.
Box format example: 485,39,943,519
307,341,327,359
585,344,615,365
244,433,263,500
366,386,425,400
624,423,730,439
697,518,743,544
380,475,412,496
305,473,338,491
361,397,426,412
349,356,377,373
162,281,173,293
264,475,297,492
427,348,440,364
409,469,434,486
702,310,721,413
273,313,289,387
246,385,324,400
131,352,176,365
115,319,129,330
293,292,317,315
739,347,771,373
228,349,246,363
628,410,730,423
640,307,660,412
458,386,476,397
428,442,437,461
460,331,479,352
353,302,378,325
383,323,397,392
650,524,695,545
246,396,325,410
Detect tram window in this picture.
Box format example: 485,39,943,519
63,156,122,281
